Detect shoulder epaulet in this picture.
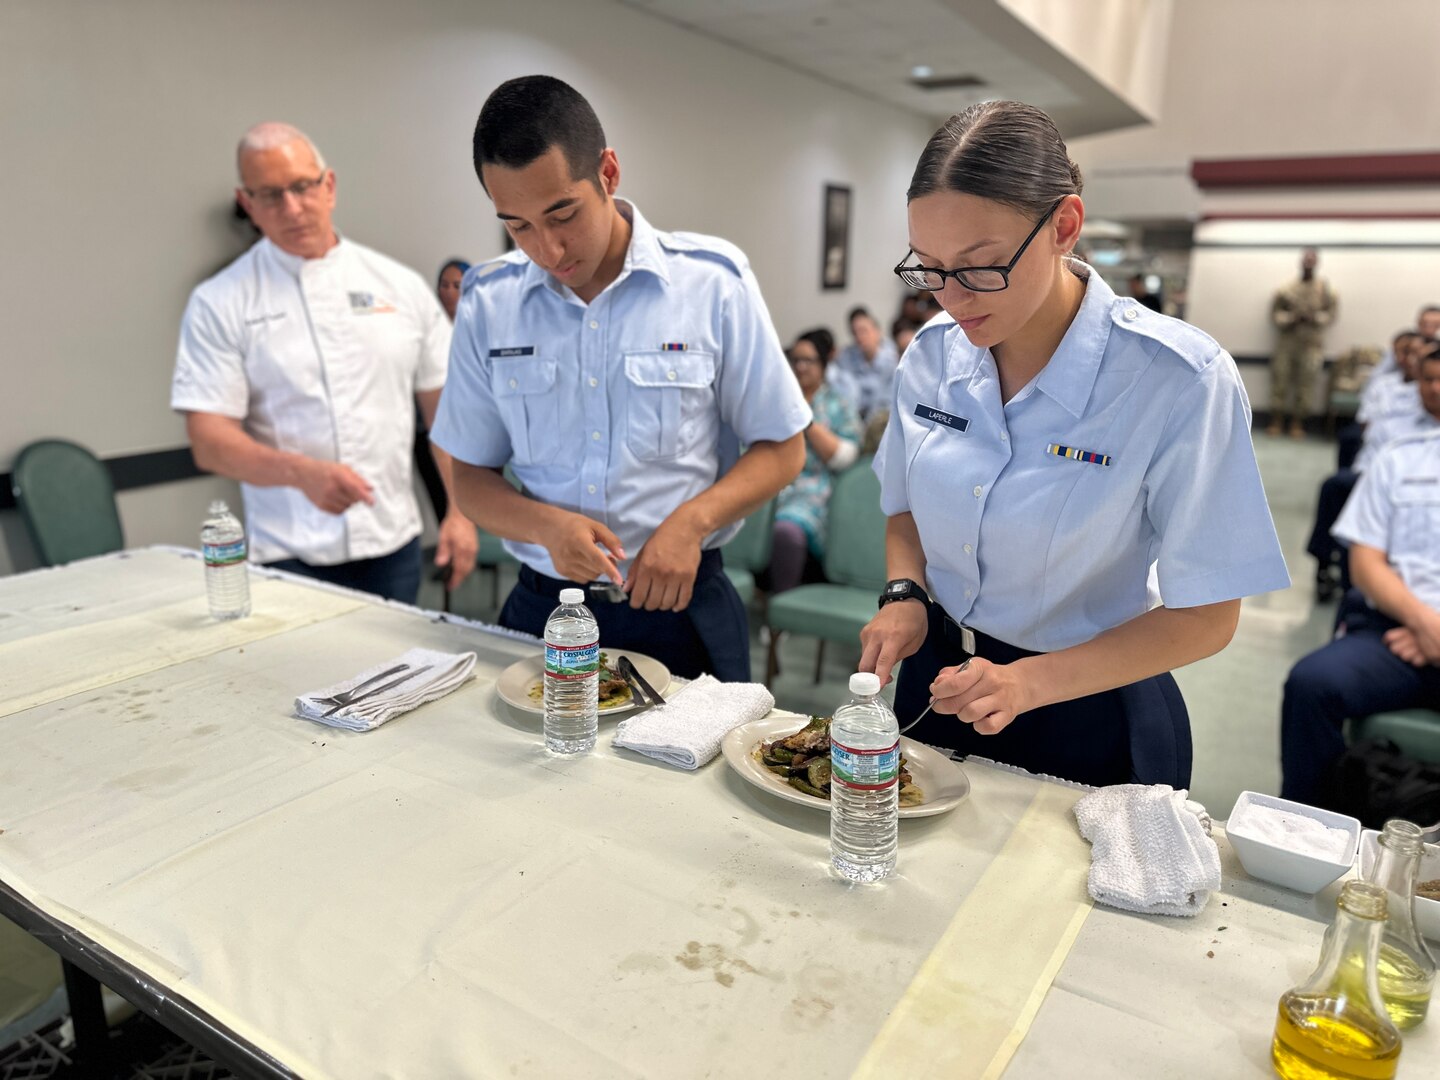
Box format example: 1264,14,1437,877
1111,302,1221,373
464,250,529,289
656,230,749,277
1380,427,1440,456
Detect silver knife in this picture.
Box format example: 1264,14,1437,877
617,655,666,707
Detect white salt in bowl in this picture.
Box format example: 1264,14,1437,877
1225,791,1360,893
1358,829,1440,942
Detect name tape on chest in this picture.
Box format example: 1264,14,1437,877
1046,443,1112,467
914,403,970,432
488,346,536,358
348,291,396,314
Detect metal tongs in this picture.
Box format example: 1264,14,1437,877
617,654,667,708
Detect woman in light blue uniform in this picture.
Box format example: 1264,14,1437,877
860,102,1290,788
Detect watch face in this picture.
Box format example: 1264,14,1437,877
887,582,906,596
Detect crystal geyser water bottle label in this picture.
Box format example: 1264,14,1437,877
203,540,247,567
831,740,900,791
545,641,599,680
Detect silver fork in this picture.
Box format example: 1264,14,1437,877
320,664,433,718
898,659,969,735
311,663,409,708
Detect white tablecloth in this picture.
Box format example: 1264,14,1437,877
0,550,1434,1078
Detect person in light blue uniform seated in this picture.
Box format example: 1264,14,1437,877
827,307,899,423
430,76,809,681
860,101,1290,788
1282,355,1440,807
1308,333,1435,601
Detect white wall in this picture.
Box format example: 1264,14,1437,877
1068,0,1440,220
0,0,930,574
1187,220,1440,359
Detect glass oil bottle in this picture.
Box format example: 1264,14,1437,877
1272,880,1401,1080
1362,818,1436,1028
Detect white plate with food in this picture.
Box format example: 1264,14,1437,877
720,715,969,819
495,650,672,716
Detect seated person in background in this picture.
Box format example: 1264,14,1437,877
827,306,899,422
798,326,836,367
436,258,469,323
769,339,861,594
1364,305,1440,390
1282,351,1440,808
173,122,477,603
1128,272,1162,312
892,316,919,357
1308,335,1434,598
899,288,942,326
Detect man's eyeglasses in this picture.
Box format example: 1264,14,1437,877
893,197,1065,293
243,172,328,209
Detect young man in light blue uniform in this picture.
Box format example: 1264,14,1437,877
430,76,808,681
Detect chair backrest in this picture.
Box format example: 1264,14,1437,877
822,457,887,592
11,439,124,566
722,498,776,573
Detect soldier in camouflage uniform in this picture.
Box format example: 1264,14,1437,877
1269,248,1338,438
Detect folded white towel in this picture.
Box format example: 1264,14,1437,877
612,674,774,769
1073,784,1221,918
294,648,477,732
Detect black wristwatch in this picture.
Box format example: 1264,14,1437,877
879,578,930,610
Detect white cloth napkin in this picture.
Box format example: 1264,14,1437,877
1073,784,1221,918
612,674,774,769
294,648,477,732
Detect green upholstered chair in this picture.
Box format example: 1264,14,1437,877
10,440,124,567
721,498,776,609
1349,709,1440,764
764,458,886,686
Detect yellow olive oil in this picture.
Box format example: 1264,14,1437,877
1375,943,1432,1028
1272,998,1400,1080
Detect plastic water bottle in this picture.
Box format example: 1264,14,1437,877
830,671,899,882
201,500,251,620
543,587,599,754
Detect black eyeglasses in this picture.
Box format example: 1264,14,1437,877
893,197,1065,293
243,172,327,209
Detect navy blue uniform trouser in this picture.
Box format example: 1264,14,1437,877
1336,422,1364,471
499,547,751,682
1281,595,1440,806
267,536,422,605
894,602,1192,789
1306,469,1359,586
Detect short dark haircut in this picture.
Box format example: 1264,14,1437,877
892,317,919,338
1421,304,1440,320
798,327,835,362
1418,340,1440,366
908,100,1082,218
473,75,606,192
1394,329,1422,347
847,306,873,325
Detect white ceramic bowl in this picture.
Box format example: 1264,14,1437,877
1225,791,1360,893
1358,829,1440,942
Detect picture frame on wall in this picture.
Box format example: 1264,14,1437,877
822,183,851,291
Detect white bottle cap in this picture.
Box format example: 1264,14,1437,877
559,588,585,605
849,672,881,696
